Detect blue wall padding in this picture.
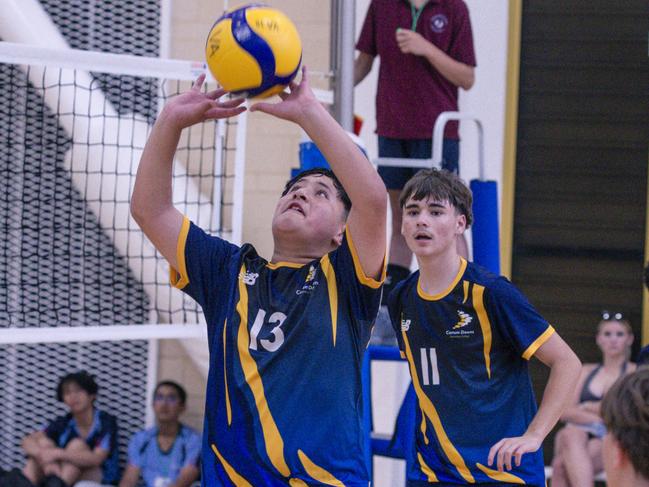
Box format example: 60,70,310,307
299,141,331,170
470,179,500,275
295,140,368,178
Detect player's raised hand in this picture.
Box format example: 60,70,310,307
249,66,320,125
395,28,431,57
487,432,543,472
162,73,246,130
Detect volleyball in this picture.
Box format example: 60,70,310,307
205,4,302,98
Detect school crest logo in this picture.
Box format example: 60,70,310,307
446,309,474,337
453,310,473,329
296,265,320,295
305,265,317,283
240,270,259,286
430,14,448,33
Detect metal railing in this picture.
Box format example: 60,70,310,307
374,111,485,180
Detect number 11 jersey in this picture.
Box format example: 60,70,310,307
388,258,553,487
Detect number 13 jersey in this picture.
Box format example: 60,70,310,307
171,217,384,487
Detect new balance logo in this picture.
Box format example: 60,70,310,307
453,310,473,329
401,318,411,332
240,271,259,286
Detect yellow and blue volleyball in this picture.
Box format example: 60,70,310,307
205,4,302,98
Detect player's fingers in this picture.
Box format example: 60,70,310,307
205,106,246,119
192,73,206,91
487,439,504,466
513,449,524,467
248,102,272,113
277,90,290,101
496,446,505,471
512,443,530,467
206,88,227,99
218,97,246,108
503,445,513,471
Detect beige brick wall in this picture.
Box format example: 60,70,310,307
158,0,331,430
157,340,206,431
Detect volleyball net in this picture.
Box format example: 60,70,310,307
0,41,245,466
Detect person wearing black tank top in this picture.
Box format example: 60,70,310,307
550,316,636,487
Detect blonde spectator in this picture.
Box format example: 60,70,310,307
550,313,636,487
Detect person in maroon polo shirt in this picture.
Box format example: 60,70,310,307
355,0,476,309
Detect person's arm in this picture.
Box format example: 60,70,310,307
118,464,142,487
39,445,109,469
395,29,474,90
354,52,374,86
487,333,581,471
169,464,200,487
250,67,387,280
21,431,54,458
559,365,603,424
130,74,246,269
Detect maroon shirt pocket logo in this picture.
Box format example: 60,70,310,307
430,14,448,33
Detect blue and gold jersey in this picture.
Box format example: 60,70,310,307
171,217,384,486
388,258,554,487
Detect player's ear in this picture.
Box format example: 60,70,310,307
612,437,628,469
333,225,345,247
455,211,466,234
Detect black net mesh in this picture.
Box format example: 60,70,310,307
0,0,237,471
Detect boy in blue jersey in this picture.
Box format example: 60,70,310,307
4,371,119,487
387,168,581,486
119,381,201,487
130,67,387,486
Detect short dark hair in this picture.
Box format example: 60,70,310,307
56,371,99,402
154,380,187,405
601,367,649,480
399,168,473,227
282,168,352,217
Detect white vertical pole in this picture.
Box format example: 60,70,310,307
211,120,225,235
332,0,355,131
145,339,159,427
232,110,248,246
159,0,173,59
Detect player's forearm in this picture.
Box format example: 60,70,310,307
423,44,474,90
131,112,181,222
526,352,582,439
298,101,387,213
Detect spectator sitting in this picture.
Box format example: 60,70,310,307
550,313,636,487
601,367,649,487
1,371,119,487
119,381,200,487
